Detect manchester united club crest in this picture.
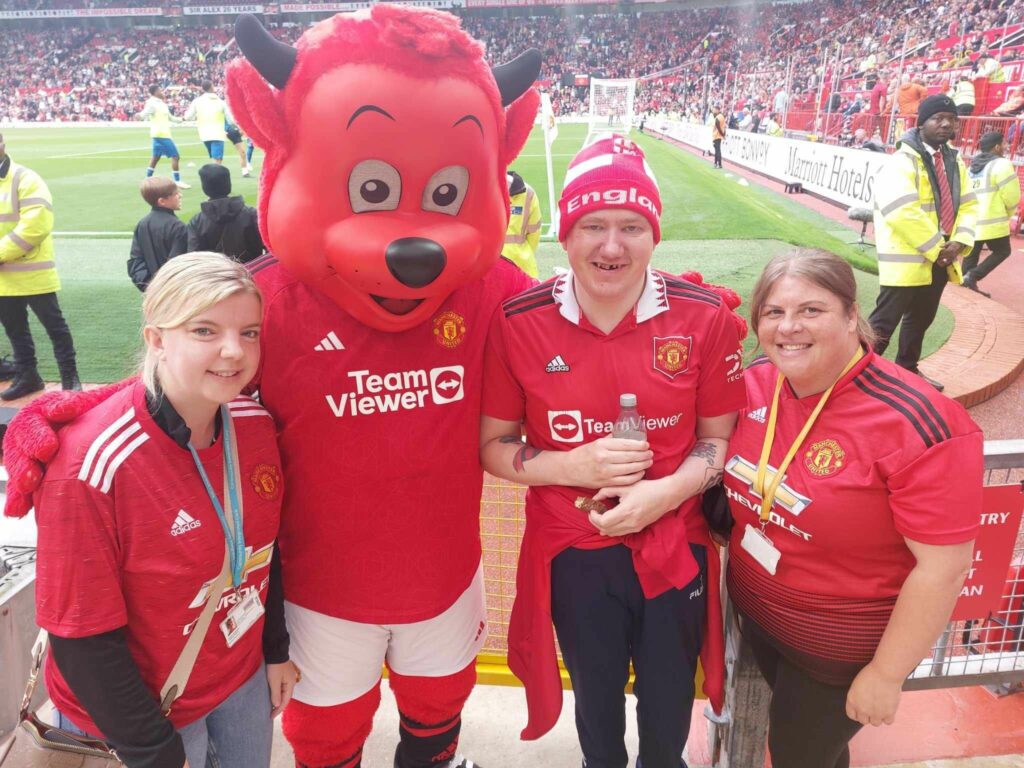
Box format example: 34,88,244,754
804,439,846,477
250,463,282,501
653,336,692,379
433,311,467,349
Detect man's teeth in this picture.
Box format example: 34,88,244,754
594,263,623,271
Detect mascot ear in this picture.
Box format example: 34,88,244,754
503,88,540,167
680,271,749,340
226,59,290,152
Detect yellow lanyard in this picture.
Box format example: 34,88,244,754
754,347,864,525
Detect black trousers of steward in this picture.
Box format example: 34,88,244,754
712,139,723,167
0,292,77,372
744,619,864,768
551,543,706,768
868,262,948,371
964,235,1012,281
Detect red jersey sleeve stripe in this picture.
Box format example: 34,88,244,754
504,296,556,318
78,408,135,483
661,278,723,304
865,363,952,440
665,289,720,309
502,282,555,311
859,368,948,445
247,255,278,275
852,377,939,448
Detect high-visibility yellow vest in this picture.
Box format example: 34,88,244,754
502,183,542,278
187,93,228,142
0,160,61,297
953,79,975,107
873,138,977,287
969,157,1021,240
141,97,173,139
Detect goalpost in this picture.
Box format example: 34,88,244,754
586,77,638,144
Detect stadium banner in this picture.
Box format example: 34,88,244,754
278,1,453,11
183,5,265,15
654,118,884,208
0,6,161,18
950,484,1024,622
464,0,614,7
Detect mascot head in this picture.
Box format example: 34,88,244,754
226,6,540,332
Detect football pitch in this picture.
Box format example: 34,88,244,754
1,123,951,383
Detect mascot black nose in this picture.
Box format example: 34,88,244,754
385,238,448,288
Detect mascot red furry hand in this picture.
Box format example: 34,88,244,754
224,7,538,768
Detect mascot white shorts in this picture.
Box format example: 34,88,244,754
285,564,487,705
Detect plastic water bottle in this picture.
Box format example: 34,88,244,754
612,394,647,441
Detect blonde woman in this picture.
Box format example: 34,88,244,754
33,252,298,768
724,249,981,768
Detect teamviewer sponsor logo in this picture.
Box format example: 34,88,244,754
548,410,584,443
325,366,465,417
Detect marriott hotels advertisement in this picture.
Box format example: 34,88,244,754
653,119,887,209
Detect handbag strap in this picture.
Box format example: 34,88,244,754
161,409,244,715
158,548,231,715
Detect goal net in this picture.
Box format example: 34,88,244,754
587,78,637,142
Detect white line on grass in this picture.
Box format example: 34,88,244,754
48,140,205,160
56,231,133,236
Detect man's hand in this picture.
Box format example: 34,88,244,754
936,241,963,267
588,477,678,536
564,437,653,489
267,660,301,718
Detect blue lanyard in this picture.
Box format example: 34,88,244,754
188,406,245,588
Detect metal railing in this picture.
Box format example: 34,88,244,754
712,439,1024,767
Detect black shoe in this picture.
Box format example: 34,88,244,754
0,369,44,401
0,355,16,380
60,366,82,391
962,272,991,298
907,368,944,392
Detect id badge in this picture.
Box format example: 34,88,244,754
220,590,265,648
740,524,781,575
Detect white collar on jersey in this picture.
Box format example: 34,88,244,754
552,267,671,327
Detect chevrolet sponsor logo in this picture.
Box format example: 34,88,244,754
188,543,275,609
725,455,811,516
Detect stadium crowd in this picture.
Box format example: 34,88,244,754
3,0,1024,128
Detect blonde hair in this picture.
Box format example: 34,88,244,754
749,248,876,347
140,252,261,395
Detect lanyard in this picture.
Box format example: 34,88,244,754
188,406,245,588
754,347,864,525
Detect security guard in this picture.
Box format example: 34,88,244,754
711,104,727,168
963,131,1020,297
185,81,230,165
502,170,542,278
951,75,975,116
869,94,977,391
0,132,80,399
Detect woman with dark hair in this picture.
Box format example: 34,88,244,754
724,248,982,768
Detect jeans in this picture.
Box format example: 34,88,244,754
56,664,273,768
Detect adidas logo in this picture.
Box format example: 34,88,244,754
545,355,570,373
314,331,345,352
747,406,767,423
170,509,201,537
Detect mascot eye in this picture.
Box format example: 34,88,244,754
422,166,469,216
348,160,402,213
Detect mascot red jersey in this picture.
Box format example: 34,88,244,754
222,8,539,768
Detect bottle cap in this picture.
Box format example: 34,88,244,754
619,393,637,408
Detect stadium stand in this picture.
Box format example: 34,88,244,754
3,0,1024,143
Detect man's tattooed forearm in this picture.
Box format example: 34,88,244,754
698,467,723,493
690,440,718,465
513,446,542,474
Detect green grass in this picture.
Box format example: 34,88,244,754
0,124,952,383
